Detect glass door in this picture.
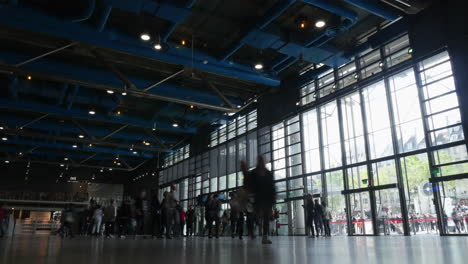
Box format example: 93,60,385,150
374,188,404,235
288,199,306,235
348,191,373,235
439,178,468,234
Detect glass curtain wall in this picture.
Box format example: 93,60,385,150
159,40,467,237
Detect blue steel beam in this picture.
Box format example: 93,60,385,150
0,138,153,158
0,50,244,109
342,0,400,21
0,115,178,145
0,146,144,163
0,98,197,134
0,5,280,86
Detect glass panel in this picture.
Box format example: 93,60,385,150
372,159,397,186
347,165,369,189
375,188,403,235
361,62,382,79
325,170,346,236
210,177,218,192
341,93,366,164
288,164,303,177
389,69,426,153
306,174,322,196
302,109,321,173
349,192,373,235
275,180,287,192
400,154,438,235
321,101,342,169
360,49,381,68
219,175,226,191
363,81,394,159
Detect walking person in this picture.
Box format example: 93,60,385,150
314,200,323,237
61,204,75,238
206,194,222,238
229,192,244,239
163,187,179,239
103,200,118,238
135,190,150,236
91,205,103,236
243,156,276,244
151,193,163,239
179,206,187,236
186,207,195,237
322,201,332,237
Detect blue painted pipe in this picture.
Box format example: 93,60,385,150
72,0,96,22
0,114,178,144
274,57,299,73
0,98,197,133
342,0,400,21
97,5,113,32
2,138,153,158
0,146,145,162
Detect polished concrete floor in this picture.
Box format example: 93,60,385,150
1,235,467,264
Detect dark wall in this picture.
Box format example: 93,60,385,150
257,81,299,128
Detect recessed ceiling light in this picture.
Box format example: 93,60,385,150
1,137,7,141
5,160,10,164
121,92,127,96
300,22,306,28
133,151,138,154
72,144,78,148
109,168,113,171
181,40,186,45
78,134,84,138
190,105,194,109
107,90,114,94
172,123,179,128
88,143,93,147
315,20,326,28
154,43,162,50
254,63,263,70
117,162,121,166
408,48,413,54
64,157,68,161
144,142,150,146
60,164,64,167
88,110,96,115
228,112,235,116
27,75,32,80
0,126,3,130
140,33,151,41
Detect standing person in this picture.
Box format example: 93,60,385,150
304,195,316,238
243,156,276,244
163,187,179,239
104,200,118,238
0,203,6,238
186,206,195,237
91,205,103,236
61,204,75,238
314,200,323,237
322,201,332,237
135,190,150,236
206,194,222,238
179,206,187,236
117,198,132,238
452,208,462,233
151,193,163,239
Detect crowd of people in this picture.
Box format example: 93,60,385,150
303,195,332,237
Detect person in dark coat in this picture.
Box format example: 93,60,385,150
244,155,276,244
206,194,222,238
314,199,323,237
151,193,163,238
304,194,316,238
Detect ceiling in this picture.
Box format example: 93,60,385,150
0,0,419,179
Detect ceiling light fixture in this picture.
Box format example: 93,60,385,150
60,164,64,167
300,21,306,28
144,142,150,146
106,90,114,94
5,160,10,164
254,63,263,70
181,40,186,45
116,110,121,115
228,112,235,116
190,105,194,109
172,123,179,128
121,91,127,96
109,168,113,171
88,143,93,147
315,20,326,28
27,75,32,80
1,137,7,141
140,33,151,41
154,43,162,50
78,134,84,139
88,110,96,115
133,151,138,154
72,144,78,148
0,126,3,130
